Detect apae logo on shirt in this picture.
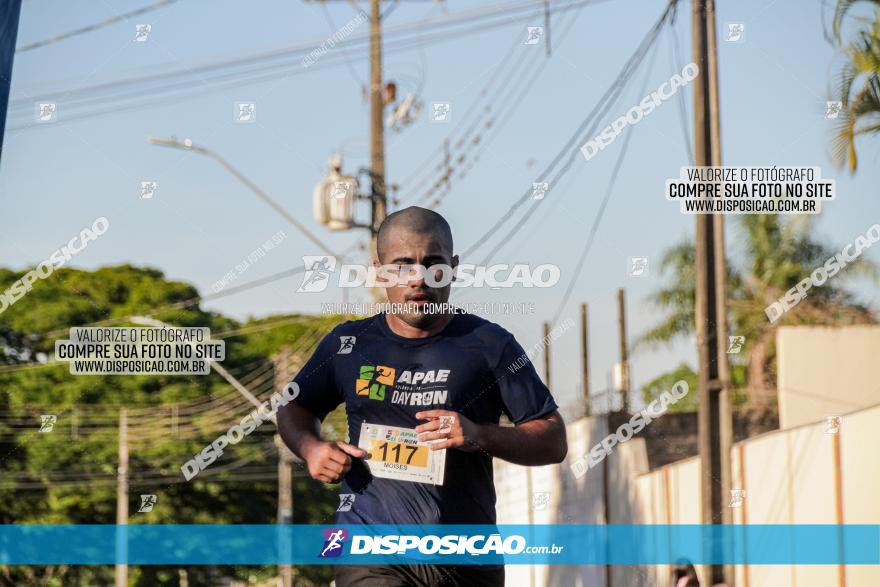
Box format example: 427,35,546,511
390,368,451,407
356,365,396,400
354,365,451,407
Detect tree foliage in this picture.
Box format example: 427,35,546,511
0,265,347,586
638,216,876,400
829,0,880,172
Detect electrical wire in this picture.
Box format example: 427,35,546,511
7,0,598,131
16,0,179,53
669,10,694,165
409,0,627,211
550,27,664,326
461,0,679,262
400,0,598,204
321,1,367,90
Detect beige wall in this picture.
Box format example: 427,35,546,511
635,404,880,587
494,399,880,586
494,416,650,587
777,325,880,429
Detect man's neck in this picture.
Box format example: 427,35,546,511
384,311,455,339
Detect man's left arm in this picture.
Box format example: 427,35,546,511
415,409,567,466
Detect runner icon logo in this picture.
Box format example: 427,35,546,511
356,365,396,401
338,336,356,354
320,528,349,558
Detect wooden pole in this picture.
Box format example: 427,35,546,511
368,0,387,303
275,348,295,587
115,408,128,587
617,289,629,413
707,0,735,583
603,431,612,587
542,321,551,389
693,0,732,583
581,303,590,416
543,0,551,57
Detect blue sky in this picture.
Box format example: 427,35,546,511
2,0,879,412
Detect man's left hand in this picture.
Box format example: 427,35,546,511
415,410,482,452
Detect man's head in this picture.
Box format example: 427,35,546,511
374,206,458,328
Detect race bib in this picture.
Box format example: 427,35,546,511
358,422,446,485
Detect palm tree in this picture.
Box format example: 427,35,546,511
830,0,880,172
639,215,876,405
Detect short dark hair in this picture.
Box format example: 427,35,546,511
376,206,453,262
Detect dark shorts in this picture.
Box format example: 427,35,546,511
334,564,505,587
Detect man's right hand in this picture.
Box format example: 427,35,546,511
302,440,368,483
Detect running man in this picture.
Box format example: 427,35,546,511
278,206,567,586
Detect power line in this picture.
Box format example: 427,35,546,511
469,3,675,263
7,0,590,130
413,0,596,209
550,30,664,325
394,24,527,193
669,10,693,164
0,318,332,441
462,0,678,262
399,0,604,205
16,0,179,53
0,285,346,377
320,1,367,90
21,239,363,343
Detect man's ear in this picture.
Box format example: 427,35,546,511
451,254,459,269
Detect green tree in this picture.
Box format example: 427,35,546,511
640,363,699,413
829,0,880,171
0,265,347,586
639,216,876,404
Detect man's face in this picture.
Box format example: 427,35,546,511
375,228,457,329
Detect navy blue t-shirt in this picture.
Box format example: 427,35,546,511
291,311,558,525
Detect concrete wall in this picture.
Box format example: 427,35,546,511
495,402,880,586
494,415,650,587
777,325,880,429
606,408,777,470
634,403,880,587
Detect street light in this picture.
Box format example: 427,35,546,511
146,135,337,257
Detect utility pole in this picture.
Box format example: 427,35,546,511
364,0,389,305
692,0,733,584
581,303,590,417
115,408,128,587
274,347,296,587
369,0,387,259
443,139,451,193
616,288,629,414
543,0,551,57
542,321,551,389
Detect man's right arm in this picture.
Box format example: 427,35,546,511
277,401,366,484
